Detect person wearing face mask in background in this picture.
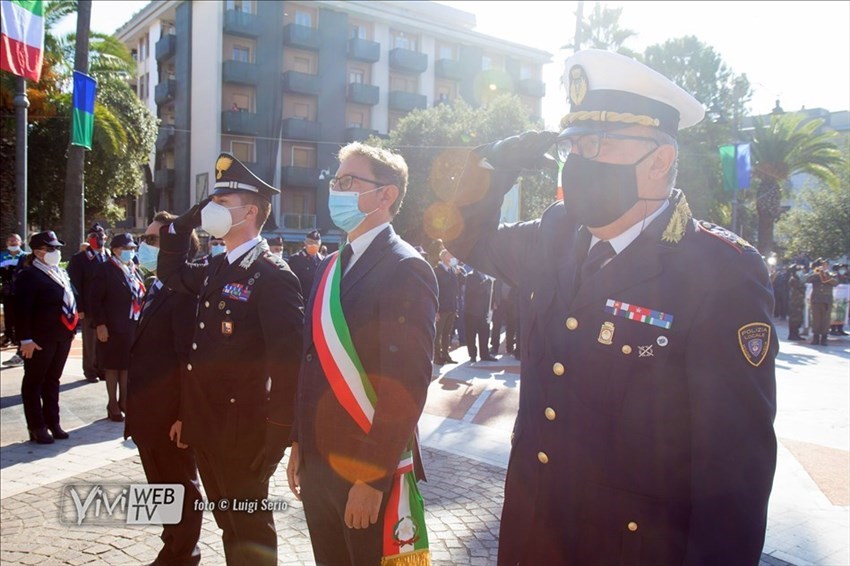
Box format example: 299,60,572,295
157,153,304,566
67,223,110,383
127,211,204,566
286,230,324,298
14,231,78,444
288,142,437,565
267,236,285,258
829,263,848,336
89,233,145,422
787,264,806,341
1,233,28,366
445,49,777,565
434,248,461,364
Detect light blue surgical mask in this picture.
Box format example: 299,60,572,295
120,249,136,264
137,242,159,272
211,244,227,256
328,187,383,233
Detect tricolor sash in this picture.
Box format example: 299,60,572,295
34,260,78,331
312,250,430,566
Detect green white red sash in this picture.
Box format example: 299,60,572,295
312,249,430,565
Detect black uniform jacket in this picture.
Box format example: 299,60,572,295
287,248,323,299
447,173,778,566
463,270,493,317
15,266,78,344
435,264,460,314
157,233,304,459
67,246,108,313
125,283,197,448
89,260,142,335
294,225,438,493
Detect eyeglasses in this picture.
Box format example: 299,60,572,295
139,234,160,246
329,174,386,192
555,132,660,162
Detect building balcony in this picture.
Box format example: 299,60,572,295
281,70,320,96
345,127,378,142
435,58,463,80
348,37,380,63
222,59,260,85
154,168,174,190
221,110,261,136
347,82,379,106
282,118,320,141
388,91,427,113
389,48,428,74
283,23,320,51
155,34,176,62
281,213,317,230
281,166,319,188
223,9,260,37
155,125,175,152
154,79,176,105
518,78,546,98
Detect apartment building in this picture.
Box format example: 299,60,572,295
116,0,551,244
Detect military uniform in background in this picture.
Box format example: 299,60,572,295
787,265,806,340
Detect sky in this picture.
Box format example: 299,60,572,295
57,0,850,130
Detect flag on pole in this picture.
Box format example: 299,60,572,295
720,143,751,191
0,0,45,82
71,71,97,149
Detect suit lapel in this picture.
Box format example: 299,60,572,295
341,226,394,300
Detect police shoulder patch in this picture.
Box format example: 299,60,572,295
738,322,771,367
696,220,756,253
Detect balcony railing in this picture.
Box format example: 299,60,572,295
281,71,320,96
155,125,175,152
221,110,261,136
154,168,175,190
222,59,260,85
388,91,427,112
155,34,176,62
345,127,378,143
389,48,427,74
280,166,319,188
281,213,317,230
346,83,379,106
223,9,260,37
154,79,176,105
435,58,463,80
348,37,380,63
283,23,320,50
517,78,546,98
282,118,320,141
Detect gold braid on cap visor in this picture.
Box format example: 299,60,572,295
560,110,661,130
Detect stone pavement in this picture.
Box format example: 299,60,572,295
1,321,848,565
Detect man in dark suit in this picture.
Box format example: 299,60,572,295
286,230,324,297
445,49,777,565
287,142,437,564
157,154,305,565
463,269,496,363
434,248,461,364
126,211,203,565
67,223,109,383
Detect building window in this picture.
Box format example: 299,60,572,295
390,73,417,93
349,24,366,39
438,43,456,60
391,30,416,51
520,63,535,80
139,34,149,61
349,68,364,84
292,193,307,213
347,110,364,128
139,73,149,101
293,55,313,74
226,0,254,13
232,93,251,111
435,81,456,102
292,146,315,167
295,10,312,27
231,140,255,162
293,102,311,119
232,45,251,63
482,55,493,70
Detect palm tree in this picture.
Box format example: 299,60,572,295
750,112,842,256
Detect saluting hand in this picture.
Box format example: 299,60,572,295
96,324,109,343
345,481,383,529
20,342,42,359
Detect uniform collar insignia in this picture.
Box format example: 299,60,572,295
661,191,692,244
238,240,268,270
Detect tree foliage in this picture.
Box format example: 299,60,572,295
775,140,850,260
371,95,556,246
562,3,639,57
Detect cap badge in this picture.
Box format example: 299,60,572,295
216,155,234,180
569,64,588,106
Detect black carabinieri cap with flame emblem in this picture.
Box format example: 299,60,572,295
212,152,280,202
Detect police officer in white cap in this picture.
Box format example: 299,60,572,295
446,49,777,565
157,153,305,565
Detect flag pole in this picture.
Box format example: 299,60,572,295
14,76,28,245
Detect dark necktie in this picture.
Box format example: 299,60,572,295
141,281,161,317
339,244,353,274
580,240,616,285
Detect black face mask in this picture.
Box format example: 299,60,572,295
561,148,660,228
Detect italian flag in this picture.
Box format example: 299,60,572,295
0,0,44,82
